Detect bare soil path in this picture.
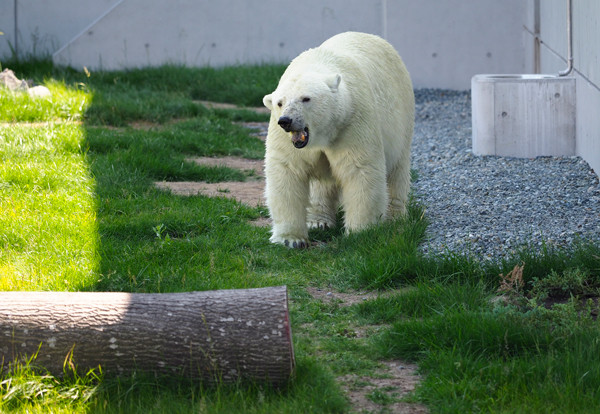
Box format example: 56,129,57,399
154,155,267,207
153,103,269,209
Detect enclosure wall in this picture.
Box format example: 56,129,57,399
530,0,600,172
0,0,530,90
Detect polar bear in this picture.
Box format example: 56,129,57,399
262,32,414,248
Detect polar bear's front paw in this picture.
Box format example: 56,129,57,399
270,234,309,249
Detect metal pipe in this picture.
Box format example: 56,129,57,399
381,0,388,40
558,0,573,76
533,0,541,73
14,0,18,59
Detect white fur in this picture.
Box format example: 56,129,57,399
263,32,414,247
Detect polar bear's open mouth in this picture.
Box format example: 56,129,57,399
291,127,310,149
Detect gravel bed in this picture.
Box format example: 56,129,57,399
411,89,600,261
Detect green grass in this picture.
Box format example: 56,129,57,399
1,60,600,413
0,122,99,290
3,60,280,126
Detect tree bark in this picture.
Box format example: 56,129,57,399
0,286,295,386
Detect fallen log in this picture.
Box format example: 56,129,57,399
0,286,295,386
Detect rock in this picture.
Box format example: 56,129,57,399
0,68,52,98
28,85,52,98
0,68,28,91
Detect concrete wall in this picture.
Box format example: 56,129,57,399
0,0,121,57
52,0,385,72
1,0,529,90
2,0,597,171
529,0,600,173
385,1,533,89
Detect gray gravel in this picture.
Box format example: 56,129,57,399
411,89,600,261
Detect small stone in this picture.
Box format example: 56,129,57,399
28,85,52,98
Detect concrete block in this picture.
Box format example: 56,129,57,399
472,74,576,158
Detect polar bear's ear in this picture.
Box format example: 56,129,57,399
263,94,273,110
326,74,342,92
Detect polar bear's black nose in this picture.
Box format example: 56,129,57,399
278,116,293,132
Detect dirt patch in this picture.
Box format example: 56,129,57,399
306,286,416,308
238,122,269,141
339,360,428,414
149,111,269,209
128,120,162,130
186,156,264,177
306,287,383,308
195,100,271,115
155,180,266,206
155,155,267,207
248,217,272,228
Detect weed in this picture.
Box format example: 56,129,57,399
0,353,102,412
366,387,398,405
498,263,525,296
530,267,600,300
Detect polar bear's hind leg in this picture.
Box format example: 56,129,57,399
307,178,338,230
387,150,411,218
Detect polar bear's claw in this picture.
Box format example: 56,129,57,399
285,240,308,249
308,220,330,230
271,234,309,249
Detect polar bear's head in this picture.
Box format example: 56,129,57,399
263,72,345,149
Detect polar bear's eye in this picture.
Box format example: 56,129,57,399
302,97,311,103
277,101,283,107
